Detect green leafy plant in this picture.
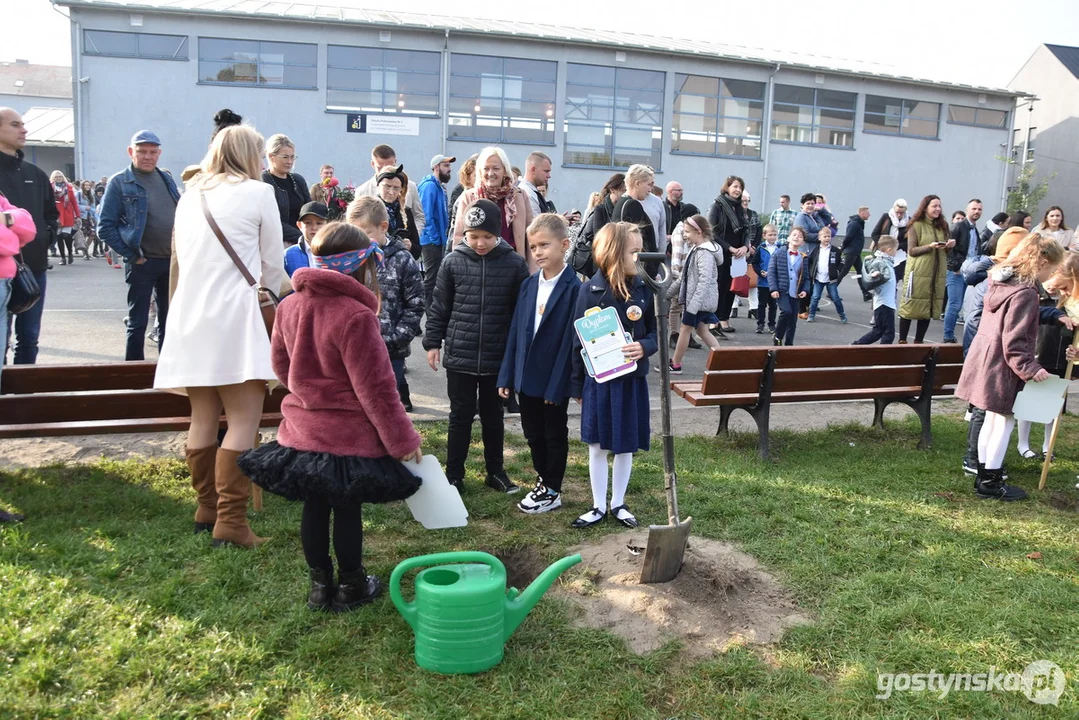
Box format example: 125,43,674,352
998,158,1056,214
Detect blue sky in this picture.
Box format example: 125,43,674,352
10,0,1079,90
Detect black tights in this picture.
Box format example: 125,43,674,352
57,232,74,263
300,493,364,572
898,318,930,343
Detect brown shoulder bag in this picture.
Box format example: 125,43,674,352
200,191,279,338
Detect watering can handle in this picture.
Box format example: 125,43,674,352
389,552,507,631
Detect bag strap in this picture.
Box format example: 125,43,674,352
200,191,257,288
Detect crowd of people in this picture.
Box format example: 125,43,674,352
0,103,1076,603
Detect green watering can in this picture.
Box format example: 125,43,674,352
389,551,582,674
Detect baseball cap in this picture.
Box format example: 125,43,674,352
298,201,329,220
130,130,162,146
430,154,456,169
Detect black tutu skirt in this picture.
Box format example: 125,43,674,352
237,441,421,504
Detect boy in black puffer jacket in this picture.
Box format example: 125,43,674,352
424,199,529,492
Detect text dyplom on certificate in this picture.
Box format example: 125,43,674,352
574,307,637,384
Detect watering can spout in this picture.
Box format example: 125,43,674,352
503,553,582,642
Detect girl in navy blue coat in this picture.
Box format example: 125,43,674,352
569,222,658,529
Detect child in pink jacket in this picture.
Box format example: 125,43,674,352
1,192,37,377
0,192,36,524
238,222,423,613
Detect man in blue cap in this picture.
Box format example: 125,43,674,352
99,130,180,360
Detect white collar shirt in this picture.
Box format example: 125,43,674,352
535,265,566,334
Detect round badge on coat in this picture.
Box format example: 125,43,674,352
626,305,643,322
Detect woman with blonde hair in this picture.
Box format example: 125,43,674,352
447,154,478,240
452,146,529,261
262,133,311,247
155,124,287,548
611,165,657,275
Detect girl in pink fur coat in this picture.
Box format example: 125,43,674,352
239,222,424,612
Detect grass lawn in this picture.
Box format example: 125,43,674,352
2,415,1078,719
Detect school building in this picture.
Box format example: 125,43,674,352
55,0,1023,221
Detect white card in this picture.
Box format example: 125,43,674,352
403,455,469,529
1012,376,1071,424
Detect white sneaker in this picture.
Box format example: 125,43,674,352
517,480,562,514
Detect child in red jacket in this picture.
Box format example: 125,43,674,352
239,222,424,612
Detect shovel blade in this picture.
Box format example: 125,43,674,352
639,517,692,584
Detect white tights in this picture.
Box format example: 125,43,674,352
1017,419,1054,455
978,411,1016,470
587,443,633,513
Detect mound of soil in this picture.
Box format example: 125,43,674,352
564,531,811,658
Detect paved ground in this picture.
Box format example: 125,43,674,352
2,255,1069,470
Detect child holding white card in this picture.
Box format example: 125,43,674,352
238,222,423,613
955,234,1063,501
569,222,657,529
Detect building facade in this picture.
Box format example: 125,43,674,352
60,0,1019,224
0,60,75,178
1008,44,1079,219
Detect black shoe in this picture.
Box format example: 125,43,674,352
747,309,757,320
332,569,381,612
610,504,639,528
571,508,606,528
975,468,1028,501
773,335,783,347
448,477,464,491
0,509,25,523
755,327,764,334
687,334,702,349
720,324,736,333
194,521,214,534
399,385,413,413
308,566,335,611
485,470,520,494
767,324,776,333
669,333,679,349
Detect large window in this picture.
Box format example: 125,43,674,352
1026,126,1037,161
672,74,764,158
771,85,856,148
564,64,665,169
948,105,1009,129
327,46,440,115
198,38,316,89
448,55,556,144
864,95,940,139
83,30,187,60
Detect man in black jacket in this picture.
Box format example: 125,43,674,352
944,198,982,343
841,206,870,280
664,181,684,237
0,107,59,366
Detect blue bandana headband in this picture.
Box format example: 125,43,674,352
312,245,383,274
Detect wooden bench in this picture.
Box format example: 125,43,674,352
0,362,287,439
672,345,965,459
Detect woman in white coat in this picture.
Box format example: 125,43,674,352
155,125,286,548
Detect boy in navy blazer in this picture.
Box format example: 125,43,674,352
498,214,582,514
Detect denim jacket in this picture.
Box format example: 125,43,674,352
98,165,180,262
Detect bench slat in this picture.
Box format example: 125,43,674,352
0,362,159,395
677,386,948,407
0,389,287,425
0,414,284,440
701,365,928,396
702,345,943,372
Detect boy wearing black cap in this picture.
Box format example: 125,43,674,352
424,199,529,493
284,201,328,277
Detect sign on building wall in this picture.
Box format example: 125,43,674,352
346,114,420,136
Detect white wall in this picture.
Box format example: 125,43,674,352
1009,46,1079,217
70,7,1015,226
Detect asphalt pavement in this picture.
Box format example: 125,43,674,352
24,256,943,426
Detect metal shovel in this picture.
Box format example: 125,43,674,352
635,252,692,584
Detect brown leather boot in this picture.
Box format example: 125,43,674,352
211,448,268,548
185,445,218,534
